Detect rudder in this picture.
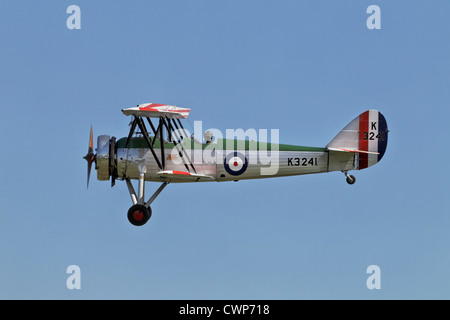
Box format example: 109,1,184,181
327,110,388,170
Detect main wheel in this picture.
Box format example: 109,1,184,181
127,204,152,226
346,175,356,185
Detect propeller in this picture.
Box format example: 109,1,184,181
83,126,95,188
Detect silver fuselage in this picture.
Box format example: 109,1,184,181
98,137,356,183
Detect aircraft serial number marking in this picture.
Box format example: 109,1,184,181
362,131,386,141
288,157,318,166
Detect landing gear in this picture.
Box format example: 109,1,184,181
346,175,356,185
127,204,151,226
343,171,356,185
125,167,169,226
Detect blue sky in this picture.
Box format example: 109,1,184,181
0,0,449,299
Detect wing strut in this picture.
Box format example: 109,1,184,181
125,116,163,170
159,117,165,170
135,116,163,170
160,117,191,172
123,112,196,174
125,118,138,148
167,117,197,173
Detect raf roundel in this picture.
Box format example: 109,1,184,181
224,152,248,176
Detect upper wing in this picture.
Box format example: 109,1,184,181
122,103,191,119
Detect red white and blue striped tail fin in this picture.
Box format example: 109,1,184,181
327,110,388,170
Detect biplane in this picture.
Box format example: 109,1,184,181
84,103,388,226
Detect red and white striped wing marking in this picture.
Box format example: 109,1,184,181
122,103,191,119
156,170,214,181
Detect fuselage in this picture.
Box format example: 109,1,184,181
111,136,340,183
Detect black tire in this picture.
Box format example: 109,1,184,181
346,175,356,185
127,204,151,226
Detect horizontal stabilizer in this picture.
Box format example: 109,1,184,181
328,147,379,155
156,170,214,182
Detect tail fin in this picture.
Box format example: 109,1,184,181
327,110,388,170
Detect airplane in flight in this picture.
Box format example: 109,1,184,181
84,103,388,226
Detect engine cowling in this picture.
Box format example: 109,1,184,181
96,135,117,181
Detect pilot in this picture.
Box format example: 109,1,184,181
204,131,214,144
